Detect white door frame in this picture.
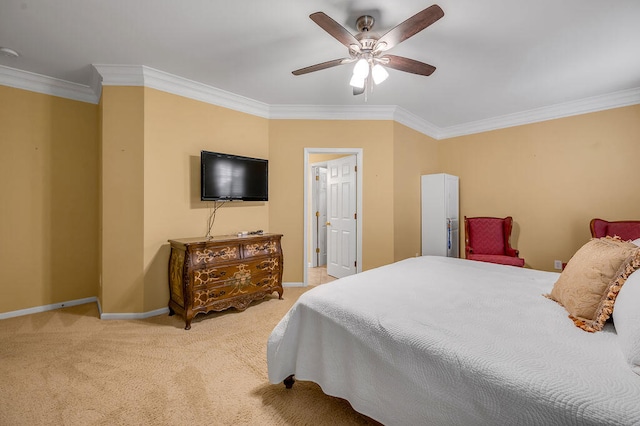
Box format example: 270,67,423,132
303,148,363,286
310,164,327,267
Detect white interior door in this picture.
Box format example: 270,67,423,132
326,155,357,278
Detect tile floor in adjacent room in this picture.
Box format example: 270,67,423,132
308,266,337,286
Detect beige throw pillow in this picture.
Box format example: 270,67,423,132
547,236,640,332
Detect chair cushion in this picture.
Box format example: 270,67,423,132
546,236,640,332
467,218,505,255
467,254,525,267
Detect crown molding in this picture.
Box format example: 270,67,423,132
91,64,145,86
393,107,442,140
439,87,640,139
0,65,99,104
2,64,639,140
92,64,270,118
268,104,441,139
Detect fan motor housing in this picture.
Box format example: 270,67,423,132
355,15,379,50
355,15,375,32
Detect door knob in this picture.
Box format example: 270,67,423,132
326,222,331,226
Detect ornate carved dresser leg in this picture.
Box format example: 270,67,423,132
284,375,295,389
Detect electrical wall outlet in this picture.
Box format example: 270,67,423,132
554,260,563,270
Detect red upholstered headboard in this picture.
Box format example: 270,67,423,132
590,218,640,241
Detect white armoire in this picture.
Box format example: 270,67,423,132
421,173,459,257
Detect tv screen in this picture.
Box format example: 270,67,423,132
200,151,268,201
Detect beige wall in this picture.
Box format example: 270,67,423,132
0,85,99,312
100,86,145,313
3,81,638,315
269,120,396,282
393,123,440,261
439,104,640,271
99,87,269,314
141,88,269,312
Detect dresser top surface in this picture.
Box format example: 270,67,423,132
169,233,282,246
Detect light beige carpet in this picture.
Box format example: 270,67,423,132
0,287,378,425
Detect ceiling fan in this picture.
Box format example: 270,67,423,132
292,4,444,96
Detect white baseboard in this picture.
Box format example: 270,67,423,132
100,307,170,320
0,297,169,321
0,297,98,320
0,286,306,321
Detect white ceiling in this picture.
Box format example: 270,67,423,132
1,0,639,134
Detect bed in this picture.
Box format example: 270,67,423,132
267,254,640,425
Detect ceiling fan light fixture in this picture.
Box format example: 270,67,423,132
349,74,366,89
294,6,444,96
352,58,369,78
372,64,389,84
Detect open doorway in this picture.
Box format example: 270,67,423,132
303,148,363,287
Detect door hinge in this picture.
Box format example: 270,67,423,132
354,261,357,267
354,165,357,172
354,213,357,220
316,248,320,253
315,211,320,217
315,174,319,181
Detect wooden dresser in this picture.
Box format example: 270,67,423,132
167,233,283,329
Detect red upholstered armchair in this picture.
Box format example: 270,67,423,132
464,216,525,267
590,218,640,241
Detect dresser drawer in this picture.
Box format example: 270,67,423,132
193,285,231,308
193,272,280,308
193,258,280,288
254,273,281,289
242,239,281,259
191,244,240,266
246,257,281,275
192,266,230,287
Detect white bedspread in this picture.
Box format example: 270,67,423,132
267,256,640,425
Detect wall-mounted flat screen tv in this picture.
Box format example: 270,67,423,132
200,151,268,201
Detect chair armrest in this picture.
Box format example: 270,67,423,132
505,247,519,257
503,216,520,258
590,218,606,238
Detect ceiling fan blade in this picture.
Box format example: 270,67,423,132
375,5,444,52
292,58,350,76
383,55,436,76
310,12,361,50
